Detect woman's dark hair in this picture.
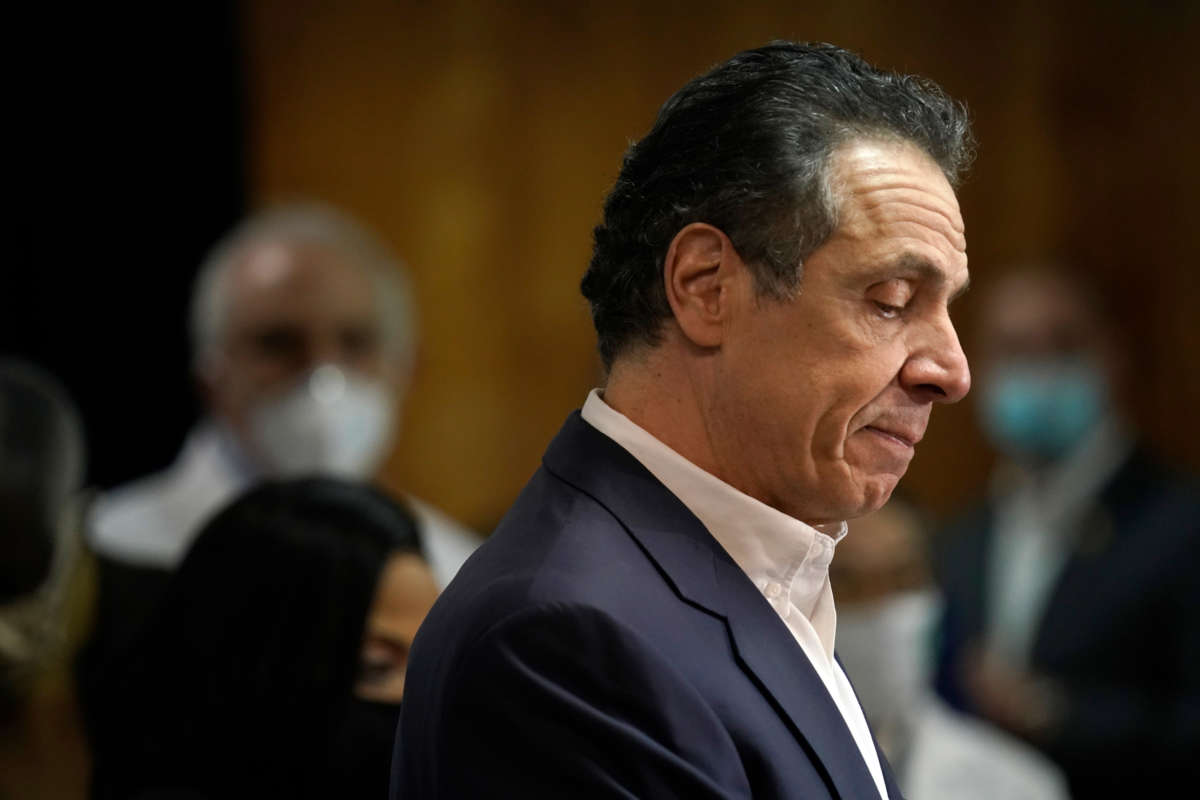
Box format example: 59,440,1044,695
92,478,424,798
582,41,974,369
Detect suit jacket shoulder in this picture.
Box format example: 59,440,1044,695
394,413,899,800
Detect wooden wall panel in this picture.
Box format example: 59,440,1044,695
243,0,1200,529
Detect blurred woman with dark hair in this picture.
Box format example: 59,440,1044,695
90,477,439,799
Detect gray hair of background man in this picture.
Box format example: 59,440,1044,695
189,203,420,378
581,41,975,369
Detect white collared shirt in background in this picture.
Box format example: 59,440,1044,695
88,421,482,588
985,415,1133,666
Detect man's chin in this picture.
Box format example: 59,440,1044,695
846,475,902,520
794,480,898,526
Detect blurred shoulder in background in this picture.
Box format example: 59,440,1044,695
1,359,94,799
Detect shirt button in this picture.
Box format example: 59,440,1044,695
765,582,783,599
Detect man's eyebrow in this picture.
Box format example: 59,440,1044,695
882,253,970,301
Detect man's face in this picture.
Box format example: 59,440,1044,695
706,138,970,524
972,271,1116,463
976,271,1102,367
205,240,394,436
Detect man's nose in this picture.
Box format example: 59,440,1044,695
307,337,347,371
900,314,971,404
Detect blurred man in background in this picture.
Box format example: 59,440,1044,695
80,204,481,725
832,495,1068,799
934,266,1200,798
90,203,479,585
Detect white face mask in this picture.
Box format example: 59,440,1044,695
836,588,942,730
248,365,396,479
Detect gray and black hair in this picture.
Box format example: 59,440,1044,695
581,41,974,369
189,202,419,376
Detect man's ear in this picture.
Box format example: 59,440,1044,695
663,222,742,349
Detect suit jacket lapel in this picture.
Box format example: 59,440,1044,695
869,697,905,799
544,413,886,799
714,559,888,799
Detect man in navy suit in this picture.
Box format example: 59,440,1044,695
393,42,975,799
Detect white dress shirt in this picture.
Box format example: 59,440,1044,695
89,421,482,588
984,415,1133,666
581,390,890,799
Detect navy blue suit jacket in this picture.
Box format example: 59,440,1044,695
393,412,900,798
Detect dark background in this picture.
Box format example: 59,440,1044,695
8,5,245,488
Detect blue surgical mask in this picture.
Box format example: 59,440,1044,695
979,358,1108,462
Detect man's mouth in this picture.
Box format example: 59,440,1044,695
863,425,920,448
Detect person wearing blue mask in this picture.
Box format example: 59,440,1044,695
933,266,1200,799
